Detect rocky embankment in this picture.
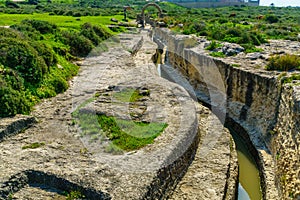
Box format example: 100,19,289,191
0,29,238,199
153,27,300,199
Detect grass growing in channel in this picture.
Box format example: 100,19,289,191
72,112,167,152
72,88,167,152
113,88,149,102
97,114,167,151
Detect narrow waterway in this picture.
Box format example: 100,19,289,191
230,129,262,200
157,62,262,200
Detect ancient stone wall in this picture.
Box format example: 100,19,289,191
153,27,300,199
273,85,300,198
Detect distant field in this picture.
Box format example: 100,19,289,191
0,13,124,29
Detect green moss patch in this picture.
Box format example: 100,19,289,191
22,142,45,149
113,88,149,103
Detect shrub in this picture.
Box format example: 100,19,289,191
226,27,242,37
10,23,41,40
0,38,45,83
265,14,279,23
0,86,31,117
205,40,222,51
0,27,23,40
72,12,82,17
0,68,31,117
266,54,300,71
209,52,226,58
48,74,68,94
60,30,93,57
80,23,101,45
64,10,73,16
21,19,57,34
91,24,112,40
193,21,206,32
29,41,57,70
5,1,19,8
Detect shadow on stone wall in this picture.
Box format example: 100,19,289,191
0,170,111,200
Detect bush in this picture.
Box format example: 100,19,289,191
0,68,31,117
80,23,102,45
10,23,41,40
265,14,279,23
72,12,82,17
29,41,57,70
205,40,222,51
22,19,57,34
91,24,112,40
0,38,46,83
266,54,300,71
0,27,23,40
60,30,93,57
226,27,242,37
5,1,19,8
0,86,31,117
48,74,68,94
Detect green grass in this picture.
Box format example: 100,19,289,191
205,40,222,51
113,88,148,103
232,64,241,68
0,13,124,30
245,47,263,53
280,74,300,84
266,54,300,71
72,93,166,152
209,52,226,58
72,111,167,152
98,114,167,151
65,190,85,200
22,142,45,149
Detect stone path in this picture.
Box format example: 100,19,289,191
0,28,238,200
168,104,238,200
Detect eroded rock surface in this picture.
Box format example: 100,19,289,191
0,28,239,200
153,27,300,199
169,104,238,200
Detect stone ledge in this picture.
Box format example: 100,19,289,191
152,27,285,199
0,115,37,142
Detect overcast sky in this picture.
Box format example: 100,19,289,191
259,0,300,7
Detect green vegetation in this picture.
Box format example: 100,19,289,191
97,114,167,151
244,46,263,53
1,0,299,117
22,142,45,149
280,74,300,84
72,88,166,152
209,52,226,58
232,64,241,68
205,40,222,51
113,88,148,102
65,190,85,200
158,3,300,52
0,4,121,117
266,54,300,71
72,110,167,152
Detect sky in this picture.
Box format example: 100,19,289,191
259,0,300,7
